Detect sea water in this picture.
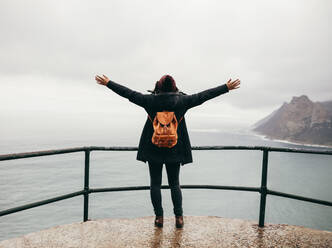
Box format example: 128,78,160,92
0,128,331,241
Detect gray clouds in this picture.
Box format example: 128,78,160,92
0,0,331,130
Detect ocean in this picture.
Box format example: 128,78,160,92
0,127,331,241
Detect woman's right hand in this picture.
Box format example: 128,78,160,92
95,74,110,86
226,78,241,90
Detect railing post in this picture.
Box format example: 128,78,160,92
258,149,269,227
83,150,90,222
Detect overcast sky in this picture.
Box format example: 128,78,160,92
0,0,331,145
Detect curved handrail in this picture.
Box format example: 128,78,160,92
0,145,331,228
1,145,331,161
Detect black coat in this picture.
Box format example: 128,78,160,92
106,80,229,166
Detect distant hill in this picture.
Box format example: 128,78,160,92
252,95,332,147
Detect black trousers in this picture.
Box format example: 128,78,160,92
148,161,183,217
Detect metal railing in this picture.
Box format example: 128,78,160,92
0,145,331,227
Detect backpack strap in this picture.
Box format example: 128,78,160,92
148,114,183,123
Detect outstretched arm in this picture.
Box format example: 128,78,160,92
95,74,148,108
183,78,240,109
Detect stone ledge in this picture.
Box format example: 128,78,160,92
0,216,331,248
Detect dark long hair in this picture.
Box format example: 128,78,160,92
148,74,186,94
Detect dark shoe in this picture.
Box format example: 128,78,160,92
154,216,163,228
175,216,184,228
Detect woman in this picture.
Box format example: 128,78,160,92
95,74,240,228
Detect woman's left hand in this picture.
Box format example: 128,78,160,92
95,74,110,86
226,78,241,90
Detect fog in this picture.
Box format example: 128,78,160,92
1,0,331,148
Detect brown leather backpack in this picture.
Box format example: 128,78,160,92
148,111,183,148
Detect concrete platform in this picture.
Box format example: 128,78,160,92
0,216,331,248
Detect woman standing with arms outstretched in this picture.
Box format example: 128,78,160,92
95,74,240,228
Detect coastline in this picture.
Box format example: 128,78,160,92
248,129,332,149
189,127,332,149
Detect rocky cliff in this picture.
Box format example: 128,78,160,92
252,95,332,147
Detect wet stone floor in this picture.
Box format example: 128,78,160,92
0,216,331,248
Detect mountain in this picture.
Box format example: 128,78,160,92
252,95,332,147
